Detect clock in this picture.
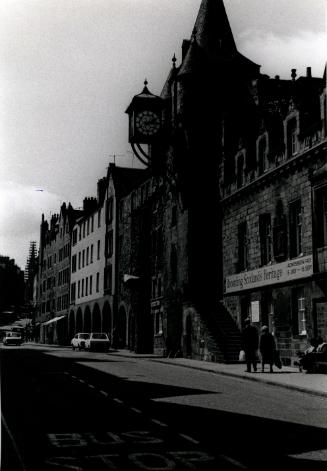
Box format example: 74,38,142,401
135,110,161,137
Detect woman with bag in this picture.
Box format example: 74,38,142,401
259,325,275,373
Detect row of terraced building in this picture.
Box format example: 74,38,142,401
35,0,327,367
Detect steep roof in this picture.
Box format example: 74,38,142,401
109,164,149,197
177,0,259,79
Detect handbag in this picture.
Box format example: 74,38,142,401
239,350,246,361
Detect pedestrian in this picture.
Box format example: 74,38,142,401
259,325,275,373
241,318,259,373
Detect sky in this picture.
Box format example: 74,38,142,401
0,0,326,270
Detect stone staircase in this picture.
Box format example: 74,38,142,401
203,302,242,363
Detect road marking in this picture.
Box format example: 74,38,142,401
71,375,77,379
113,397,123,404
99,390,109,397
130,407,143,415
220,454,248,469
1,413,28,471
63,371,70,375
178,433,199,444
88,384,95,389
78,379,85,384
150,419,168,428
288,449,327,461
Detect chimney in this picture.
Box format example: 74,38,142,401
306,67,312,78
291,69,297,81
83,197,97,213
97,177,107,205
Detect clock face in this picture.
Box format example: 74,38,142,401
135,110,161,137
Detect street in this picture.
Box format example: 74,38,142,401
1,344,327,470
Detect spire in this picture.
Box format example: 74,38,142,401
193,0,237,56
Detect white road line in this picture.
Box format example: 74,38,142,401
288,449,327,461
71,375,77,379
99,390,109,397
220,454,248,469
178,433,199,444
78,379,85,383
113,397,123,404
130,407,143,414
1,413,28,471
151,419,168,428
88,384,95,389
63,371,70,375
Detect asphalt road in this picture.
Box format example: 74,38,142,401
1,344,327,471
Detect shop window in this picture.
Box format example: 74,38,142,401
291,287,306,335
289,199,302,258
259,213,272,265
238,221,248,271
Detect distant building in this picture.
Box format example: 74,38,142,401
0,255,25,322
36,203,82,344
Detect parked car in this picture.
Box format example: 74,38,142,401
85,333,110,352
3,331,23,346
71,333,90,350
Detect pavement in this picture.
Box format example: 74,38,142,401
112,349,327,398
27,342,327,398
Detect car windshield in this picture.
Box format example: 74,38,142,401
92,333,107,339
79,334,89,339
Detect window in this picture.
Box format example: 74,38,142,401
83,222,86,238
287,117,297,158
72,254,77,273
171,244,177,283
79,226,82,241
78,280,80,298
78,252,81,270
72,229,77,246
82,249,85,268
291,287,306,335
90,244,94,263
315,185,327,248
98,209,101,227
87,218,90,235
90,275,93,295
289,200,302,258
171,206,177,227
236,154,244,189
71,282,76,303
259,214,272,265
97,240,101,260
105,265,112,294
238,222,248,271
86,247,89,265
96,272,100,292
91,215,94,232
81,279,84,297
106,197,113,223
258,136,267,175
85,277,88,296
106,231,114,257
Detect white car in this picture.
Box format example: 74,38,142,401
3,331,23,346
85,333,110,352
71,333,90,350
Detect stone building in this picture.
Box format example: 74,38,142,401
69,187,108,338
37,203,81,344
221,67,327,365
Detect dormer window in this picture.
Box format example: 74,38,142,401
236,153,245,189
286,117,298,158
257,135,267,175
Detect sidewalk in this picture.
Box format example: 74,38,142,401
113,349,327,398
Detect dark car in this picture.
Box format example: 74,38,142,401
3,331,23,346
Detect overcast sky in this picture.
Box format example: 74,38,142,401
0,0,326,270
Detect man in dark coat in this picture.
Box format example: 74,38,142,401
242,318,259,372
259,325,275,373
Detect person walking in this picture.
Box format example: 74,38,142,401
259,325,275,373
241,318,259,373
